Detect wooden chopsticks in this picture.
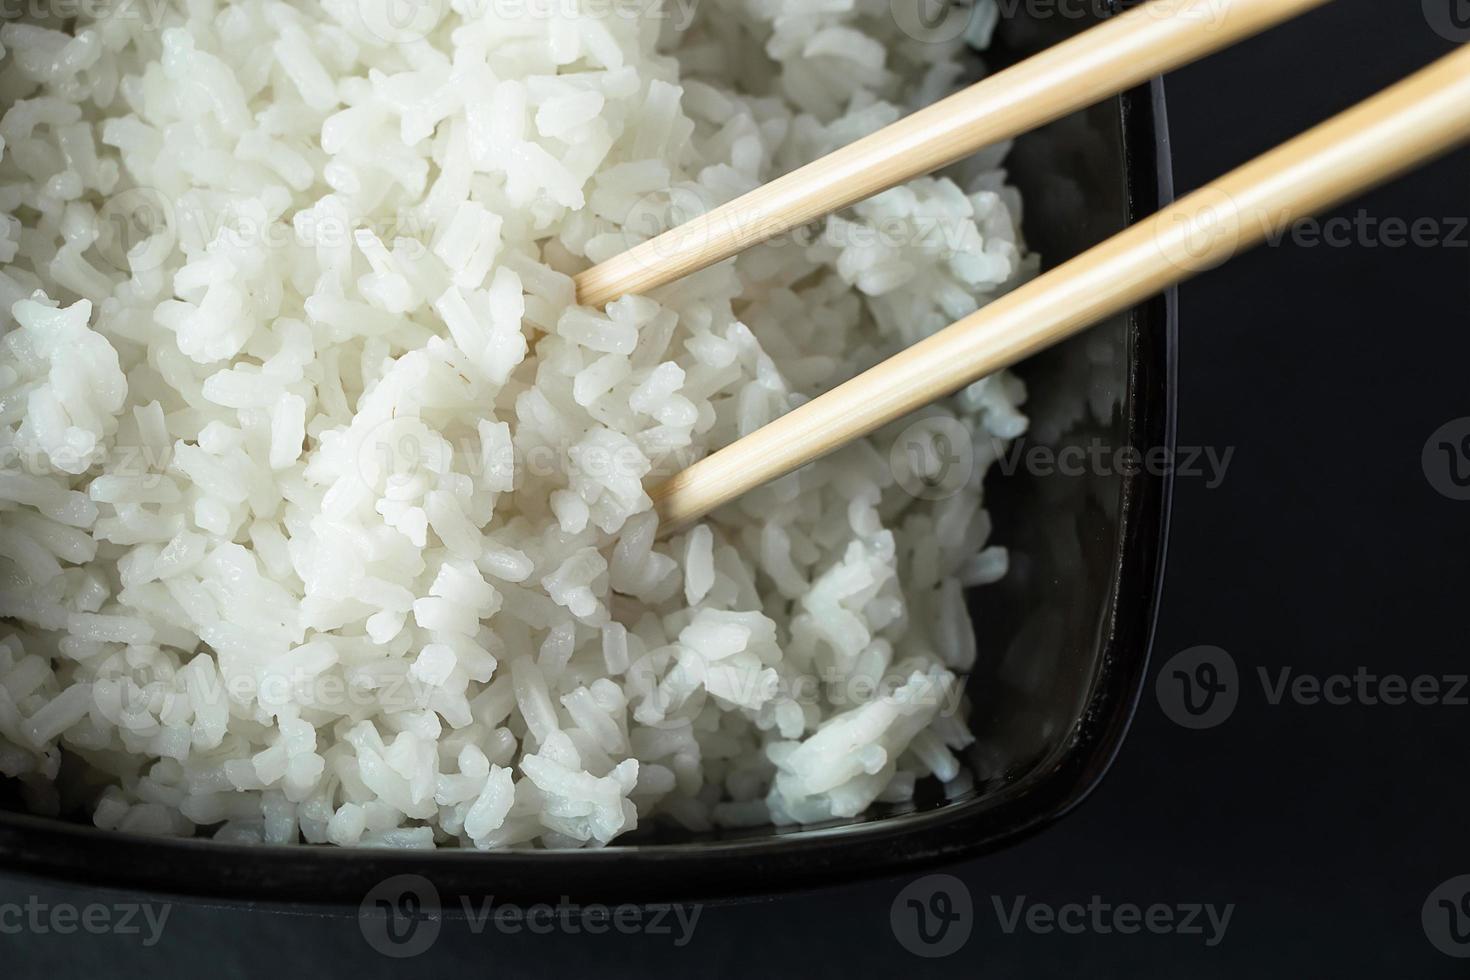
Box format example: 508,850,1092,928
574,0,1332,308
648,43,1470,533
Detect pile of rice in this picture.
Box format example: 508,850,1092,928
0,0,1034,848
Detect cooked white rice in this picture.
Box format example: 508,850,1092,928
0,0,1034,848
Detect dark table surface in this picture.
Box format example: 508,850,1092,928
5,1,1469,976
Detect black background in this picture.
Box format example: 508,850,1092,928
5,1,1470,975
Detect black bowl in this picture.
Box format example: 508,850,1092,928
0,7,1175,906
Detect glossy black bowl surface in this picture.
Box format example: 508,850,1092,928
0,7,1175,906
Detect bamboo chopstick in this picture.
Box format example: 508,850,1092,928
575,0,1331,308
650,43,1470,534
